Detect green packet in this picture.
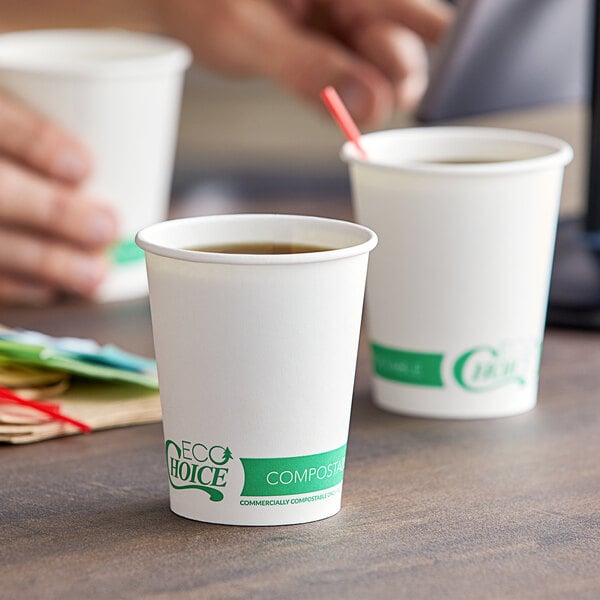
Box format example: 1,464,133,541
0,339,159,390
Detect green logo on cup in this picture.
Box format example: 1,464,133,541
453,345,532,392
240,445,346,497
372,340,538,391
371,343,444,387
109,238,145,266
166,439,233,502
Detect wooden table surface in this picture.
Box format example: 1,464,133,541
1,191,600,600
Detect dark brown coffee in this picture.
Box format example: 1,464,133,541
186,242,334,254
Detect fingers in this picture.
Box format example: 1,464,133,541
351,20,430,112
331,0,454,45
239,2,399,126
0,91,91,183
158,0,453,126
0,225,108,299
0,158,117,249
378,0,455,44
158,0,394,125
267,30,397,127
0,275,57,306
0,158,117,304
274,0,452,123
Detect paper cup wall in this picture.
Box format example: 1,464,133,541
343,127,573,419
137,214,377,525
0,29,192,301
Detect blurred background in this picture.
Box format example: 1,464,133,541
0,0,589,221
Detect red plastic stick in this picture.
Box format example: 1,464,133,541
320,86,367,159
0,386,91,433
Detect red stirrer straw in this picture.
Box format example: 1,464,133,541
320,86,367,159
0,386,91,433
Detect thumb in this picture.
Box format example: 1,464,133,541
262,29,395,127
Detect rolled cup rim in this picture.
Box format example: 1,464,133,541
136,214,378,265
341,126,574,176
0,29,192,78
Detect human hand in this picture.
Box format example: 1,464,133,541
0,92,118,305
158,0,454,127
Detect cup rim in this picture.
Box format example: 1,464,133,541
341,126,574,175
136,214,378,265
0,29,192,78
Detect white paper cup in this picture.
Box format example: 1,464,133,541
136,214,377,525
0,29,192,302
342,127,573,419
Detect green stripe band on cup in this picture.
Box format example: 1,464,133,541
240,444,346,497
109,238,146,265
371,343,444,387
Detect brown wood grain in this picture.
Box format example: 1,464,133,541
1,194,600,599
2,301,600,599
